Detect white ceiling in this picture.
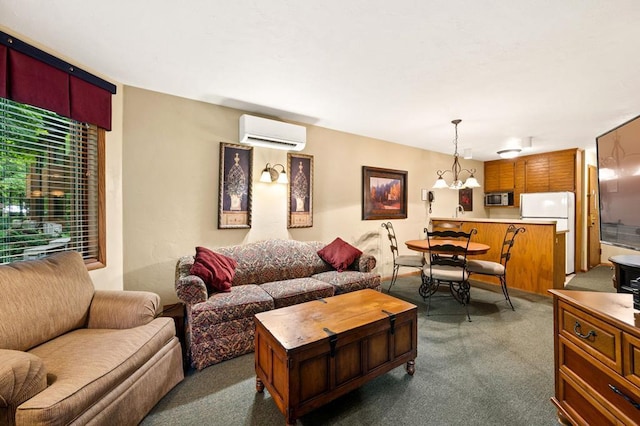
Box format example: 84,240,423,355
2,0,640,161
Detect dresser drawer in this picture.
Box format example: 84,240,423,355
558,370,619,426
558,300,622,373
560,337,640,425
624,333,640,389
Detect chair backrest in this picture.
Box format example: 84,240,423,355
424,221,463,239
499,225,526,267
432,221,463,231
381,222,399,261
426,228,477,268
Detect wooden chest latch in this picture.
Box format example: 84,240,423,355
323,327,338,357
382,310,396,335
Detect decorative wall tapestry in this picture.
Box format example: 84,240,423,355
218,142,253,229
287,153,313,228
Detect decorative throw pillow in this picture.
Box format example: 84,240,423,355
190,246,237,293
317,237,362,272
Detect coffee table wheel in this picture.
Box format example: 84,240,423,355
256,377,264,393
406,360,415,376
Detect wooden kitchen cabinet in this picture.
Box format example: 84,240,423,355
549,150,576,192
513,159,525,207
523,149,576,193
524,156,550,193
549,290,640,425
484,160,515,192
486,149,579,205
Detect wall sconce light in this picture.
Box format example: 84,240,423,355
260,163,288,183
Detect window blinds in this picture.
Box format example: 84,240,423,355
0,98,99,264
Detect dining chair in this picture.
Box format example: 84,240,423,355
422,228,477,321
466,224,526,311
381,222,425,293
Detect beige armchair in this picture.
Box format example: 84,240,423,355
0,251,183,426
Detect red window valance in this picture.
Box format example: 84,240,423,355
0,31,115,130
0,44,7,98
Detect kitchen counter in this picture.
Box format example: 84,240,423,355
431,216,557,225
430,218,566,296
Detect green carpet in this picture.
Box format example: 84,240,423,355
564,265,615,292
143,273,583,426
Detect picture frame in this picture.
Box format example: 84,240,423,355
218,142,253,229
362,166,408,220
287,153,313,228
459,188,473,211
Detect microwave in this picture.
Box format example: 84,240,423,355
485,192,514,206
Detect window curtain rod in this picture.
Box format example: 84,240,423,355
1,30,116,94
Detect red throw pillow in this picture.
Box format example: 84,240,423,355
189,246,237,293
318,237,362,272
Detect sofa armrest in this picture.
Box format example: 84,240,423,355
87,290,161,329
355,253,377,272
175,275,208,305
0,349,47,419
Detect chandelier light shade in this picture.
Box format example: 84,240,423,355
433,119,481,190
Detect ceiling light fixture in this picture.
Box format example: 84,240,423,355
497,148,522,159
433,119,480,190
260,163,288,183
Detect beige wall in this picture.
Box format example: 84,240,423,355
1,25,125,290
122,86,485,304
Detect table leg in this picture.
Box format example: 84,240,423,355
256,377,264,393
406,359,415,376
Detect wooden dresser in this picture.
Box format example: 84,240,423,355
549,290,640,425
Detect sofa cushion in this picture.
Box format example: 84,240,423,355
260,278,335,308
312,271,382,294
190,284,274,325
0,251,94,352
215,240,320,286
21,317,176,425
317,237,362,272
190,246,237,292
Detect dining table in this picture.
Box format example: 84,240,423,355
404,239,490,255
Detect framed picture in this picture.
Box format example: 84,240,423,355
362,166,408,220
287,153,313,228
459,188,473,211
218,142,253,229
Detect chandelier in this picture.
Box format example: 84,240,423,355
432,119,481,190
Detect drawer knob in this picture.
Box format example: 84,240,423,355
573,321,597,340
608,384,640,410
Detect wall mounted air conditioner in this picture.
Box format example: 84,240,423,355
239,114,306,151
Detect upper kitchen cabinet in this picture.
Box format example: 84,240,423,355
486,148,582,208
484,160,515,192
523,149,577,193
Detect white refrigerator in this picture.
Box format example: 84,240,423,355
520,191,575,274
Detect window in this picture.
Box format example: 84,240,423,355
0,98,105,267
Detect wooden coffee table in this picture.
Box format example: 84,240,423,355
254,289,417,425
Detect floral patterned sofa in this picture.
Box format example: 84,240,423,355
175,239,380,370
